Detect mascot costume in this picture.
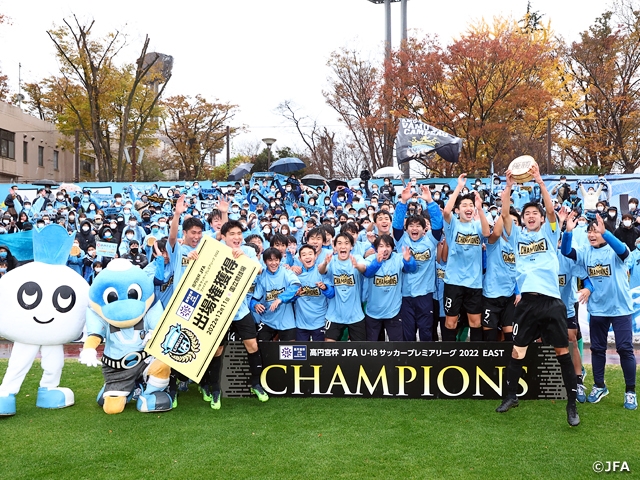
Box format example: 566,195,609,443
79,258,174,414
0,224,89,416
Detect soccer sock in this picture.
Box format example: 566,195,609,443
469,327,483,342
505,357,523,399
209,355,223,392
626,385,635,393
483,329,498,341
247,350,263,387
503,332,513,342
577,375,584,385
577,337,584,358
441,326,457,341
557,353,577,405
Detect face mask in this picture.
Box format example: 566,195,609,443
124,209,131,215
623,220,632,227
44,219,50,224
491,211,498,218
270,188,276,192
295,221,303,228
84,195,90,199
570,195,577,200
82,226,91,232
69,215,75,221
608,211,616,217
88,250,96,256
130,247,139,254
94,268,102,273
104,233,112,239
327,213,334,219
152,227,159,234
24,205,31,210
37,223,44,228
57,196,64,201
231,207,239,213
126,234,134,240
597,206,604,212
263,227,271,234
0,268,6,274
443,187,450,192
630,204,637,210
461,189,469,195
285,187,292,192
578,220,586,226
110,223,117,229
2,220,9,225
371,203,378,208
280,218,288,225
338,197,345,203
0,252,6,259
129,221,137,227
159,222,166,227
324,200,330,205
482,207,488,213
433,194,440,201
89,205,96,211
271,221,278,228
384,181,390,185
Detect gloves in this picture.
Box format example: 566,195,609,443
79,348,99,367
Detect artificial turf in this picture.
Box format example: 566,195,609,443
0,360,637,479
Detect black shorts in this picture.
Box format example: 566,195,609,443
482,295,515,329
256,322,296,342
324,319,366,341
443,284,483,316
223,313,257,343
566,315,578,330
512,293,568,348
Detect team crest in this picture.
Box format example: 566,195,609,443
588,264,611,277
455,233,481,246
374,274,399,287
334,274,355,286
160,324,201,363
411,249,431,261
518,239,547,256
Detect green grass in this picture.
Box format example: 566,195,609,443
0,361,638,479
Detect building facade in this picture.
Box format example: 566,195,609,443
0,100,75,183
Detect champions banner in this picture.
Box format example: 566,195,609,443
396,118,463,164
145,236,260,382
258,342,565,400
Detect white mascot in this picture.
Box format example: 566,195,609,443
0,224,89,416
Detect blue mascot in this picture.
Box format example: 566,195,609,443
79,258,174,414
0,224,89,416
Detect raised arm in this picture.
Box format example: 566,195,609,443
443,174,467,223
531,163,555,225
500,171,514,236
169,195,188,248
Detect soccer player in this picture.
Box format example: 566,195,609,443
294,244,335,341
362,234,416,341
200,220,269,409
318,233,368,342
495,165,580,427
392,184,443,341
442,174,491,342
562,214,638,410
251,248,301,341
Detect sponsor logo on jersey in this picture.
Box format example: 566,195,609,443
588,264,611,277
518,239,548,256
181,255,190,267
299,285,321,297
455,233,481,246
502,251,516,264
160,324,201,363
558,274,566,287
411,248,431,261
436,268,445,280
266,287,285,302
334,273,356,286
374,273,399,287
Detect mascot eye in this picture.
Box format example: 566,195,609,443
17,282,43,310
127,284,142,300
103,287,119,304
52,285,76,313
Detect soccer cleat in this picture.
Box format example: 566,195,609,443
587,385,609,403
210,391,221,410
495,397,519,413
199,385,213,403
566,403,580,426
36,387,74,409
251,384,269,403
136,391,173,412
178,381,189,393
576,383,586,403
581,366,587,381
624,392,637,410
171,393,178,409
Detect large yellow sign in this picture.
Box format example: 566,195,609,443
145,236,260,382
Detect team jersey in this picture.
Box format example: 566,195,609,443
325,255,365,324
556,248,586,318
574,244,633,316
363,252,415,319
625,247,640,289
252,265,300,330
507,221,561,299
435,260,446,317
294,265,334,330
168,241,197,285
85,301,164,359
483,236,516,298
443,216,484,288
231,244,260,321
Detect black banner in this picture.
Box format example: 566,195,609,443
257,342,565,400
395,118,463,164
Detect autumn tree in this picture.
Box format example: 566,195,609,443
0,12,10,102
30,16,170,181
323,48,396,173
161,94,238,180
559,0,640,173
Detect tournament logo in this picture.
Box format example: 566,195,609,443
266,288,285,302
160,324,201,363
588,264,611,277
558,274,566,287
334,273,355,286
175,288,202,321
411,248,431,261
502,251,516,264
455,233,481,246
181,255,190,267
518,239,547,256
279,344,307,360
374,274,399,287
299,285,321,297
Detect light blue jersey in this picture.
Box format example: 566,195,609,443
436,261,446,317
168,241,196,285
252,266,300,330
325,255,365,325
557,248,586,319
232,244,259,321
483,237,516,298
626,247,640,289
508,221,561,299
294,265,334,330
443,216,484,288
363,252,416,319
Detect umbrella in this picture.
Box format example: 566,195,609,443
227,163,254,181
31,179,60,187
373,166,404,178
301,173,327,186
58,183,82,192
269,157,306,173
328,179,348,191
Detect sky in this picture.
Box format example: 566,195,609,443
0,0,610,163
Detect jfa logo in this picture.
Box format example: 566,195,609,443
279,345,294,360
293,345,307,360
175,289,202,321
